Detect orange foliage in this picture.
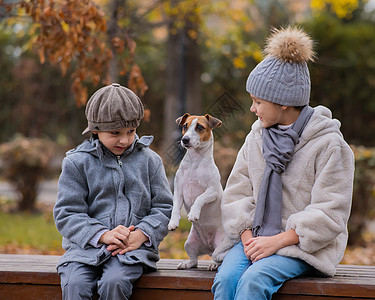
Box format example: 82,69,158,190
128,64,149,98
11,0,148,106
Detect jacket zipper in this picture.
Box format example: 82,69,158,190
114,155,122,228
116,155,122,166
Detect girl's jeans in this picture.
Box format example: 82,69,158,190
212,241,313,300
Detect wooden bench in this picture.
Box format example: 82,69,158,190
0,254,374,299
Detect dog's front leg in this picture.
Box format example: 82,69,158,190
168,177,184,230
188,187,219,222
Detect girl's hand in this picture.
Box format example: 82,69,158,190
241,229,253,246
244,229,299,262
244,235,281,262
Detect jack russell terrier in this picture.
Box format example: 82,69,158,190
168,113,229,271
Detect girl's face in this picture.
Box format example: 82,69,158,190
250,94,284,128
94,127,136,155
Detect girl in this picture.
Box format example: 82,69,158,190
212,27,354,300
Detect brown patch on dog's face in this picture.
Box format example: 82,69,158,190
195,116,212,141
176,113,223,142
181,115,211,142
181,117,194,136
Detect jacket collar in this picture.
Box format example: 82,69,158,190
67,134,154,162
100,134,154,158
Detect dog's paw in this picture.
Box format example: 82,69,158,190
207,262,220,271
187,210,200,222
168,219,179,231
212,251,226,263
177,259,198,270
212,248,231,263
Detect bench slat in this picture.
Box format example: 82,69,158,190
0,254,374,299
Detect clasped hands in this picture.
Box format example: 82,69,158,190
99,225,149,256
241,229,299,263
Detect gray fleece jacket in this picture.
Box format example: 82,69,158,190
53,135,173,270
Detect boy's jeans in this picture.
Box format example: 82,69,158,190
58,256,143,300
212,241,313,300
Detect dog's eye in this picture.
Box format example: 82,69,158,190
196,124,204,131
182,124,188,130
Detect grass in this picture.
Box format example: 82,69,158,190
159,217,191,259
0,206,192,258
0,211,64,254
0,208,375,265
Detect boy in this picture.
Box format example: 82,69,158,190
54,83,173,299
212,27,354,299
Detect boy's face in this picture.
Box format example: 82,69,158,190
250,94,284,128
94,127,137,155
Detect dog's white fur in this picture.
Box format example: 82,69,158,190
168,113,229,270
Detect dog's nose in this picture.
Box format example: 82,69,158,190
182,137,190,145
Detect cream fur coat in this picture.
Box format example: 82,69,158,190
221,106,354,276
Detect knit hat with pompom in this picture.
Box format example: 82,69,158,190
246,26,315,106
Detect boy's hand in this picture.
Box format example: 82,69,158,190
108,229,149,256
99,225,135,249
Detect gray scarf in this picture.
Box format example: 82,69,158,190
252,106,314,237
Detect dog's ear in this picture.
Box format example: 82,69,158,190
176,113,190,127
205,114,222,129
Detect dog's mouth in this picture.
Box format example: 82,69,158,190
181,142,191,149
181,136,201,149
181,137,191,148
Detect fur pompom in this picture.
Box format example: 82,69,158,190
264,26,315,63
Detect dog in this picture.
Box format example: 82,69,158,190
168,113,229,271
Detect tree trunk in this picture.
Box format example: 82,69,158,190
107,0,124,83
163,23,182,165
16,174,39,212
184,18,201,114
162,11,201,166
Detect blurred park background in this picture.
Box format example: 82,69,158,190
0,0,374,265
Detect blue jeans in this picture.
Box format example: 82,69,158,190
212,242,313,300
